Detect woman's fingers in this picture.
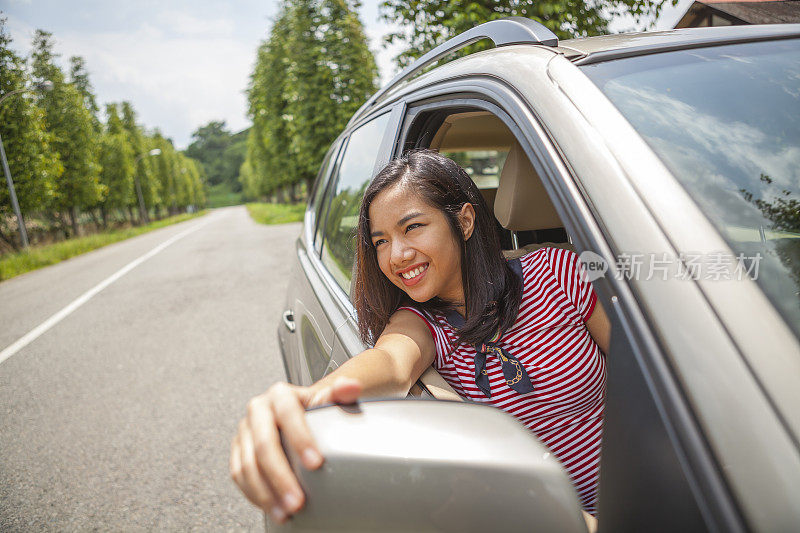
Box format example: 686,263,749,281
231,379,363,520
247,390,306,515
233,420,286,523
269,385,324,471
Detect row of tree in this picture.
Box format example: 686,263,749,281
241,0,378,202
241,0,675,203
0,20,205,251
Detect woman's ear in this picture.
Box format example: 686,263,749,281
458,203,476,241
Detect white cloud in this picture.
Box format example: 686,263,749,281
5,14,256,149
155,9,236,38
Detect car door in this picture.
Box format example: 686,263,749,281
281,140,344,386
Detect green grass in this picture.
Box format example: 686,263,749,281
207,182,243,208
0,211,207,282
246,202,305,225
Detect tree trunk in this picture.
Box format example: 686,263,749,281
127,206,138,225
100,206,108,229
89,209,102,231
68,207,80,237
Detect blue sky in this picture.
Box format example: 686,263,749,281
2,0,693,149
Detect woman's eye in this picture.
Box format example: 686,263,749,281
406,223,423,232
373,239,387,247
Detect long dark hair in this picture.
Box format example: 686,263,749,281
352,149,522,347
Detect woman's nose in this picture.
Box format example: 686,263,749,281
390,239,413,265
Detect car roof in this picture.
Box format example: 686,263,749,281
557,23,800,64
350,22,800,126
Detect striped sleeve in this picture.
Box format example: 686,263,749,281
396,306,450,370
545,248,597,323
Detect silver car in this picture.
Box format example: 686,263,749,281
276,18,800,532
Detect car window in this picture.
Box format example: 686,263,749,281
312,141,343,250
440,149,509,189
321,112,392,294
582,38,800,339
310,141,339,218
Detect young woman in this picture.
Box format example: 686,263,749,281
230,149,611,524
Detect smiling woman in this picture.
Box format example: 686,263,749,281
230,149,611,522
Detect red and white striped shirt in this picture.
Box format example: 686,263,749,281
400,247,605,515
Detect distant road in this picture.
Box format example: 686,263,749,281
0,206,299,531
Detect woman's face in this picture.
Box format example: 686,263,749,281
368,183,473,306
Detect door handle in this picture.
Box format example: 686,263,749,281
282,310,296,333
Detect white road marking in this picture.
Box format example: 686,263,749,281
0,215,218,365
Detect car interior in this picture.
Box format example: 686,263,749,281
430,111,574,254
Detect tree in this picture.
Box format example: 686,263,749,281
289,0,378,194
121,101,160,216
31,30,103,236
69,56,101,133
247,6,295,201
244,0,378,201
380,0,678,68
184,120,244,191
98,103,134,222
0,18,62,250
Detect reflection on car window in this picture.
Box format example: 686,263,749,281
321,113,392,294
312,142,341,247
582,39,800,338
440,149,509,189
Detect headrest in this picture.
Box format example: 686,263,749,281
494,141,562,231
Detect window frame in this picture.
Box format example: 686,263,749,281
305,137,345,254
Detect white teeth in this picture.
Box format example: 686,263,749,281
401,265,427,280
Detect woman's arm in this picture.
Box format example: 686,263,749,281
309,309,436,399
230,309,435,523
586,299,611,356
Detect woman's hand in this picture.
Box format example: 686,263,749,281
230,377,362,523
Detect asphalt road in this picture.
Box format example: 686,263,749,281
0,206,299,531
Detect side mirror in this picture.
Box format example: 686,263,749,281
276,399,588,532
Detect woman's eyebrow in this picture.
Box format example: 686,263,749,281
397,212,423,226
370,212,424,238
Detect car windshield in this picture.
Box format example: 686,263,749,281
581,38,800,339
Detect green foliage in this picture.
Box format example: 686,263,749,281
243,0,378,201
31,30,104,229
69,55,102,133
99,104,135,209
380,0,679,67
0,211,206,281
0,18,62,230
184,121,245,191
147,131,205,213
0,20,203,248
121,101,161,208
246,9,295,198
246,202,305,225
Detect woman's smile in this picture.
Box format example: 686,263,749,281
397,262,429,286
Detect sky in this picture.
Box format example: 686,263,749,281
2,0,694,150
